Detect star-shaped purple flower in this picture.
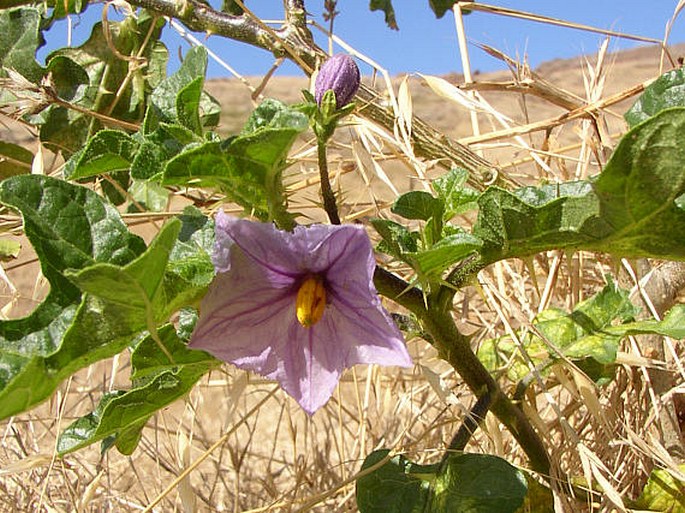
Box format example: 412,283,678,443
190,212,412,414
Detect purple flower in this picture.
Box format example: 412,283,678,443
314,54,361,109
190,212,412,414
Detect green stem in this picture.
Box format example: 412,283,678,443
440,391,492,469
374,268,551,476
317,138,340,225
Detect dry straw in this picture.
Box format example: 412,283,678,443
1,2,685,512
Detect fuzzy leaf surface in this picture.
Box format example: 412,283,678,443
625,68,685,127
474,108,685,263
57,325,218,454
356,450,527,513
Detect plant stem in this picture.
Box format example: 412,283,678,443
317,138,340,224
374,268,551,475
440,391,492,469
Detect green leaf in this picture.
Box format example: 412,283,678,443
474,108,685,263
474,180,600,264
130,324,217,383
0,7,44,82
477,282,685,385
0,290,150,422
369,0,398,30
626,68,685,127
57,325,218,454
49,0,87,19
0,175,145,300
477,281,634,382
413,232,482,276
40,13,166,156
0,237,21,260
162,208,215,313
538,280,637,365
150,45,218,133
431,454,527,513
0,296,80,419
66,212,212,327
432,167,479,219
392,190,443,222
64,130,139,180
46,55,89,103
128,179,169,212
130,121,199,180
636,465,685,512
356,450,527,513
614,304,685,339
0,178,210,424
67,219,182,318
371,218,419,260
0,141,33,178
356,450,431,513
163,99,307,223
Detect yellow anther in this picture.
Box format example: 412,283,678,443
296,275,327,328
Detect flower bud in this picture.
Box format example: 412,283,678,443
314,54,361,109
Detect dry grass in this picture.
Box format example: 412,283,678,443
2,3,685,512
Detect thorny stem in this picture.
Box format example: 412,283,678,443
317,138,341,224
374,267,551,476
11,0,550,475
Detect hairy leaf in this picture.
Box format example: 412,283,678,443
477,282,685,384
57,325,218,454
65,130,139,179
356,450,431,513
67,220,181,317
0,176,149,419
40,12,166,156
163,99,307,222
392,191,443,222
474,108,685,263
431,454,527,512
0,7,44,82
432,167,479,218
356,450,528,513
625,68,685,127
0,175,145,299
413,232,482,277
150,45,218,133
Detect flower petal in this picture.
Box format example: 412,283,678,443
296,223,374,278
273,322,346,415
216,211,303,280
196,215,411,415
190,247,296,374
327,293,412,368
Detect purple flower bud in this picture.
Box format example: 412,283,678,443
314,54,361,109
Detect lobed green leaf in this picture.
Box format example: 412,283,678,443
474,108,685,264
0,7,44,82
356,449,528,513
57,325,218,454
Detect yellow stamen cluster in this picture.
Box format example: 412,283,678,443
296,275,326,327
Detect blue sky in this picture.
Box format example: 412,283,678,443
40,1,683,78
